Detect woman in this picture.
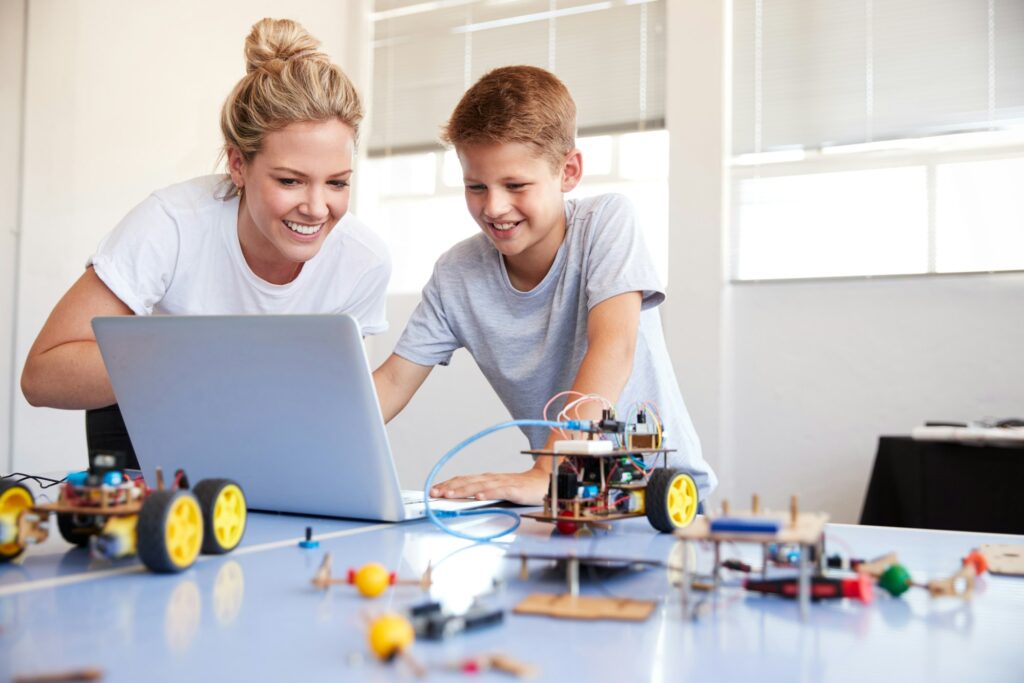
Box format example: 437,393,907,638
21,19,390,464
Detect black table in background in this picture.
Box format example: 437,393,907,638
860,436,1024,534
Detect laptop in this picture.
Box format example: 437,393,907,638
92,314,495,522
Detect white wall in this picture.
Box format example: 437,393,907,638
665,0,1024,522
10,0,370,473
1,0,26,473
728,274,1024,521
664,0,729,504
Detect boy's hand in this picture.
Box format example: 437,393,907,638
429,463,551,506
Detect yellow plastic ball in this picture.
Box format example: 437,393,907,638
355,563,392,598
367,613,414,660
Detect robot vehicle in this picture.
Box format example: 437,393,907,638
0,451,246,573
521,407,699,534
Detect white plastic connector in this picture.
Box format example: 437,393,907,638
553,439,614,454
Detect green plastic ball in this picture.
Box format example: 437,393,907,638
879,563,912,597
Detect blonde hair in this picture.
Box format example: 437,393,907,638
220,18,362,172
441,66,576,169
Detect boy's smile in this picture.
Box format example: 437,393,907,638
458,141,582,290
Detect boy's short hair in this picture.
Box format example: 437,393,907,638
441,65,576,169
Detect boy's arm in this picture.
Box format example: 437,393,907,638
372,353,433,423
430,291,642,505
21,267,134,409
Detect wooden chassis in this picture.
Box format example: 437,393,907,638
674,509,830,621
30,501,142,517
525,447,677,526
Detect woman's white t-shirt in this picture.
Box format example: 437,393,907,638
89,175,390,334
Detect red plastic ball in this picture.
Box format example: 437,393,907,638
962,550,989,575
556,520,579,535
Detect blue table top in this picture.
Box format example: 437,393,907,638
3,504,1023,682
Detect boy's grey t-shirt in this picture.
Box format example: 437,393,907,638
395,193,717,498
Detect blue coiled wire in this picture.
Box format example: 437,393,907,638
423,419,586,542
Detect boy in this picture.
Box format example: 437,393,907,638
373,66,716,505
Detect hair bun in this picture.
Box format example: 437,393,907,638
244,18,322,73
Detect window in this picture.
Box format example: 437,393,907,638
361,131,669,293
731,0,1024,281
365,0,669,294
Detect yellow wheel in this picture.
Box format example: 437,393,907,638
137,490,203,573
367,613,414,661
645,469,699,533
0,482,34,561
194,479,247,554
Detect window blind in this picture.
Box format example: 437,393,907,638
370,0,665,156
732,0,1024,155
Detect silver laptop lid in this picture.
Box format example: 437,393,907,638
92,314,407,521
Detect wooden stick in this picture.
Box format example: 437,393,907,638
312,553,342,590
487,653,539,678
400,651,427,678
14,668,103,683
925,564,976,599
855,552,899,578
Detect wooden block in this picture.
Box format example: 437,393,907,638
675,512,828,545
980,544,1024,576
513,593,656,621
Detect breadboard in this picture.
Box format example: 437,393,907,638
553,439,614,454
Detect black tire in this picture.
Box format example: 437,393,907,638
136,490,203,573
56,512,101,547
645,468,698,533
0,481,34,562
193,478,247,554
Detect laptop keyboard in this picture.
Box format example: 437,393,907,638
401,490,425,505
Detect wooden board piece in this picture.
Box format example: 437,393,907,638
522,448,676,458
31,501,142,516
521,511,642,523
674,511,829,545
980,544,1024,576
513,593,655,621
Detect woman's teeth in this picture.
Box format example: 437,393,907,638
492,222,518,231
284,220,323,236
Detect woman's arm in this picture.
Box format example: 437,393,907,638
21,267,134,409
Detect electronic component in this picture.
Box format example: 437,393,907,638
743,574,874,603
710,517,782,534
410,601,504,640
298,526,319,548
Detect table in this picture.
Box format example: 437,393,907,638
860,436,1024,534
3,500,1023,682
